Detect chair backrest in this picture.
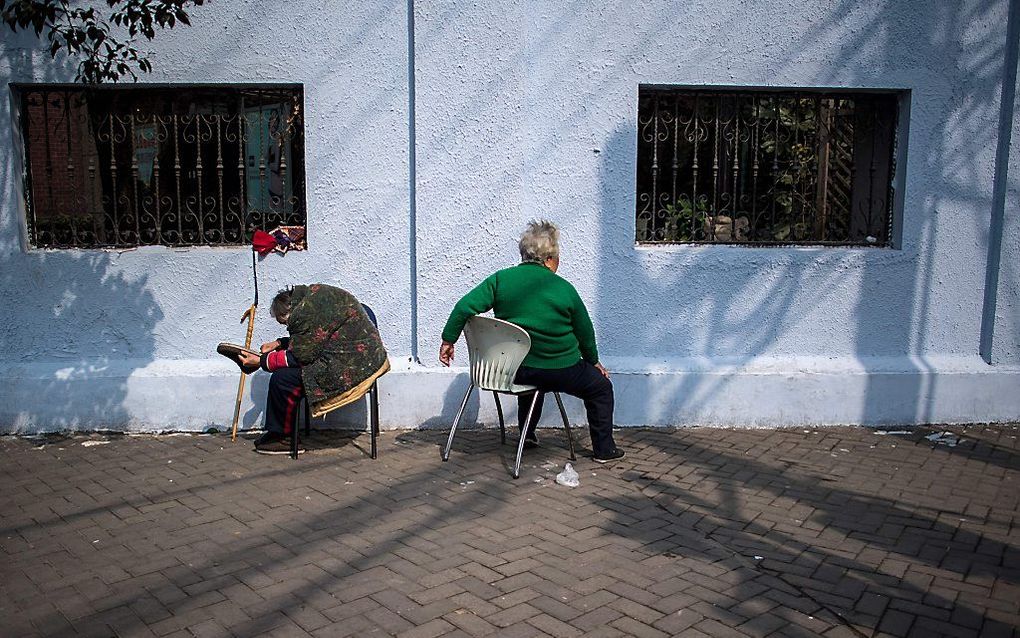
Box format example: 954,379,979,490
361,303,378,327
463,316,532,392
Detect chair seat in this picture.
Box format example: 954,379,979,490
443,316,577,478
478,383,539,395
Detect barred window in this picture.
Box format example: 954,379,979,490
636,87,901,246
14,84,305,249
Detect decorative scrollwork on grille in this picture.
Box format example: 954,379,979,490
16,84,306,249
636,88,899,246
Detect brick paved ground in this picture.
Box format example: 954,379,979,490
1,424,1018,638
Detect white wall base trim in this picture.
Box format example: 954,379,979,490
1,355,1017,433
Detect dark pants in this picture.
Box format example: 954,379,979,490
514,360,617,456
266,367,304,436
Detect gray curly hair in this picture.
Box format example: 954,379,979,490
270,288,292,323
518,219,560,263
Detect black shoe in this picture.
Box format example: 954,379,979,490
254,431,282,446
593,448,625,463
522,433,539,450
254,434,303,455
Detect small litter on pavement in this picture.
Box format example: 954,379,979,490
81,440,110,447
925,431,960,447
555,463,579,488
874,430,911,435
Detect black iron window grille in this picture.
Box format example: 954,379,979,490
636,87,901,246
14,84,305,249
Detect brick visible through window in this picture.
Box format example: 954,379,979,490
636,86,901,246
14,84,305,249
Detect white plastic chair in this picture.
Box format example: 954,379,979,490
441,315,576,478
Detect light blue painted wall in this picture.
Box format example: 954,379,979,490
411,0,1020,429
0,2,413,429
1,0,1018,431
987,0,1020,365
415,0,1007,362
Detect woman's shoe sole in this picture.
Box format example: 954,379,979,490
255,448,305,455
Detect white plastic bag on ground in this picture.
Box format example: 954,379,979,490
555,463,579,488
925,431,960,447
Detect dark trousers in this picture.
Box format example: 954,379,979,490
514,360,617,456
266,367,304,435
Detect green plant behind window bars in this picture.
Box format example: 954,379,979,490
636,89,898,246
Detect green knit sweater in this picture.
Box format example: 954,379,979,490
441,262,599,369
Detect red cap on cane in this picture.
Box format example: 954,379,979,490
252,230,277,256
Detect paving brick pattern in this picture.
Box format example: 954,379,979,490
1,424,1018,637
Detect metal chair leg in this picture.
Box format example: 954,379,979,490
513,391,540,479
553,392,575,461
442,383,474,461
291,397,307,460
370,382,379,460
493,392,505,445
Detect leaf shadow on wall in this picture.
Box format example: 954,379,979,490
0,40,164,433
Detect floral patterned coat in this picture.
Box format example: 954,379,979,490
288,284,389,417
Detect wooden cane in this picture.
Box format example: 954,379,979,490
231,304,258,441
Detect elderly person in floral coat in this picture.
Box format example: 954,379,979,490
238,284,389,455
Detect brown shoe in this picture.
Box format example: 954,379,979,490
217,342,260,374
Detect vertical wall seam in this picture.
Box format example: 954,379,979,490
408,0,419,362
979,0,1020,364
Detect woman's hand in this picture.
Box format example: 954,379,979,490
439,341,455,366
595,362,610,379
239,351,261,368
260,340,281,353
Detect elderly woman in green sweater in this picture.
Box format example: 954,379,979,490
439,220,624,463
